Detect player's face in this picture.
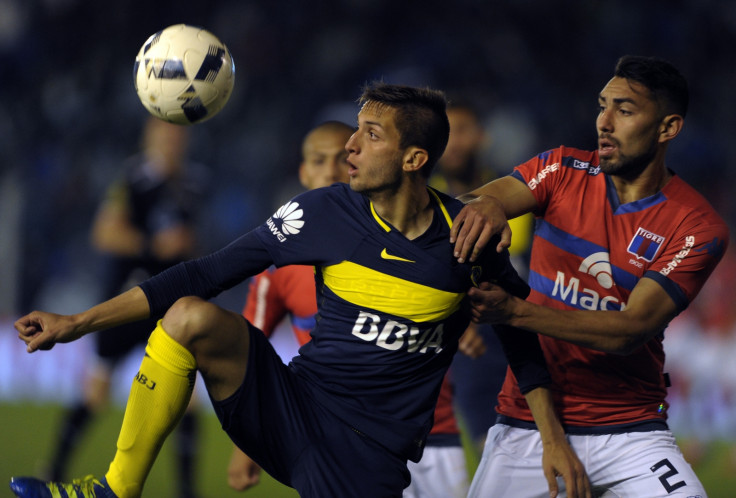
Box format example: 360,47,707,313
345,102,406,194
299,128,352,190
596,76,664,177
438,108,484,176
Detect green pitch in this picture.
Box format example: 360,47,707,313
1,402,734,497
0,402,297,498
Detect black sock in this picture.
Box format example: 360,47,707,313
176,411,198,497
49,404,92,481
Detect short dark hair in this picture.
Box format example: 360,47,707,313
358,82,450,177
614,55,689,118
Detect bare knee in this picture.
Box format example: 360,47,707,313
161,296,220,348
160,297,251,400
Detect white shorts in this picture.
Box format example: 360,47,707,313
468,424,707,498
403,445,469,498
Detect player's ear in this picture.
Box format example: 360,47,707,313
658,114,683,143
403,147,428,173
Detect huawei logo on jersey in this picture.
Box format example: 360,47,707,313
274,202,304,234
266,201,304,242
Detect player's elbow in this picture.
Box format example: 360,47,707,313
605,309,669,355
607,329,653,355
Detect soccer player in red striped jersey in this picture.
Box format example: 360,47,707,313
453,55,728,497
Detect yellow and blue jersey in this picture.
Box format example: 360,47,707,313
252,183,527,460
141,182,530,462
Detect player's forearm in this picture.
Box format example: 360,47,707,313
507,296,662,355
460,177,536,219
72,286,151,334
524,386,565,445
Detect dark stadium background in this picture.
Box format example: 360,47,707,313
0,1,734,496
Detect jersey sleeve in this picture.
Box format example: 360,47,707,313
253,186,358,267
510,148,562,214
140,229,273,317
493,324,551,394
510,146,597,216
476,240,549,394
645,214,729,311
477,234,530,300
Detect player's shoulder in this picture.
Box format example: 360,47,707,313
531,145,597,164
519,146,600,182
556,146,600,174
665,174,730,235
280,183,371,236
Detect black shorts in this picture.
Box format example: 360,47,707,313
209,326,411,498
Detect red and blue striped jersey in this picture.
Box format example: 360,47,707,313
243,265,316,347
497,146,729,428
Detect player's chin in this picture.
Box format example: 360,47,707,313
348,177,365,192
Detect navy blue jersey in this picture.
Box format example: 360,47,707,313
141,183,532,461
253,183,528,460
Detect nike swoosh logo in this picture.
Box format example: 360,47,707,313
380,248,415,263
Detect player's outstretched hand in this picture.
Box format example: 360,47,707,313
542,438,591,498
450,195,511,262
227,446,262,491
14,311,83,353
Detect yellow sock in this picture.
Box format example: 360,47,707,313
104,321,196,498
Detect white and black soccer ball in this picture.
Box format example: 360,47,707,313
134,24,235,125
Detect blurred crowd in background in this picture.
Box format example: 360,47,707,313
1,0,735,465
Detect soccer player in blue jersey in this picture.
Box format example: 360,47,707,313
11,83,590,498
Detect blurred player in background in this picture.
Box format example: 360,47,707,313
429,99,534,455
45,116,209,498
226,120,482,498
451,55,727,497
11,83,588,498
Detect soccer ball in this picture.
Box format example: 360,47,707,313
134,24,235,125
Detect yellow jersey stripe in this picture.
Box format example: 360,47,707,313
428,188,453,228
370,202,392,232
370,188,453,233
322,261,464,322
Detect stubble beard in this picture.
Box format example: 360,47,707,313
600,140,658,179
350,153,405,197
